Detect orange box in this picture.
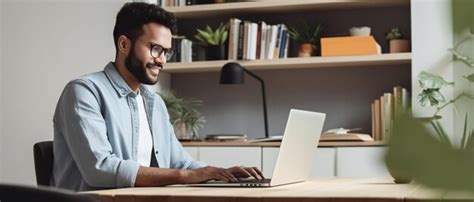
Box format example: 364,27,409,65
321,36,380,57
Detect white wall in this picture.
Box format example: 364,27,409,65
411,0,454,138
0,0,4,182
1,0,127,185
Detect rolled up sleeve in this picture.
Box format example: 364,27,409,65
59,80,140,188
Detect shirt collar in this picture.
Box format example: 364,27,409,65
104,62,134,97
104,62,155,99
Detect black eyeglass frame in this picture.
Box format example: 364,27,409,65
129,37,175,61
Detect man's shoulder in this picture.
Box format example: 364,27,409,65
66,70,108,88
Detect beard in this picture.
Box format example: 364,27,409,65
125,43,161,85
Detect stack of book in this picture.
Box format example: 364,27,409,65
228,18,289,61
320,133,374,142
169,36,192,63
205,134,248,142
371,86,410,141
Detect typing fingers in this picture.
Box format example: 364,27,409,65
245,167,263,180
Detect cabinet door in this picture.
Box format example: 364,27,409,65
183,146,199,161
336,147,389,177
262,147,335,178
199,147,261,169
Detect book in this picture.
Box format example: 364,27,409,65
205,134,248,142
320,133,374,142
374,99,381,141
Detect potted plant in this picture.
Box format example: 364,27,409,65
385,40,474,185
158,89,206,140
385,28,410,53
288,22,322,57
194,23,228,60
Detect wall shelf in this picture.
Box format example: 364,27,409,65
163,53,411,73
165,0,410,18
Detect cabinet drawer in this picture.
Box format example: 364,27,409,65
336,147,389,177
262,147,335,178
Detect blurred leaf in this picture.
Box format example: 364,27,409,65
418,71,452,89
417,88,446,107
385,113,474,191
451,49,474,68
466,130,474,151
463,74,474,82
461,113,469,149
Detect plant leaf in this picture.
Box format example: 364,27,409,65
430,121,451,145
450,49,474,68
417,88,446,107
463,74,474,83
220,31,228,44
418,71,452,89
197,29,212,40
465,130,474,151
461,113,469,149
206,25,213,33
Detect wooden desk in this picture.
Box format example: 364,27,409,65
84,178,474,202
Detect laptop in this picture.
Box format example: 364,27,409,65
189,109,326,187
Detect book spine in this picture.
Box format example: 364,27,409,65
237,21,244,60
374,99,381,141
273,24,282,59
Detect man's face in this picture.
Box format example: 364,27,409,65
125,23,172,85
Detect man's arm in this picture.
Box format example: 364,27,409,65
135,166,242,186
59,80,140,188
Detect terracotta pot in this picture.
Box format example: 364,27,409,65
298,43,315,57
389,39,410,53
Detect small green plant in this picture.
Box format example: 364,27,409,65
194,23,228,46
385,28,408,41
287,21,322,45
158,89,205,140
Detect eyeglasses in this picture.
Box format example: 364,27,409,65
132,38,175,61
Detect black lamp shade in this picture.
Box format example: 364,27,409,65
220,62,244,84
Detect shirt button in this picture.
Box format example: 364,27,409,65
155,151,159,154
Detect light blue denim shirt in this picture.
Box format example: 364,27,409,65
52,62,205,191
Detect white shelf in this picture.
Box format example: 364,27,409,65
164,0,410,18
163,53,411,73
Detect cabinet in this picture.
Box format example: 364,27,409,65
199,147,262,169
183,143,390,178
336,147,389,177
262,147,335,178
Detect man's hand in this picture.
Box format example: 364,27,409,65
226,166,265,180
182,166,265,184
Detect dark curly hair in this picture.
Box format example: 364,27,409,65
113,2,177,54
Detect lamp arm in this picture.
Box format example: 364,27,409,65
243,68,269,138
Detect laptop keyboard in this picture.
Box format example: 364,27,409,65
206,178,271,184
237,178,271,183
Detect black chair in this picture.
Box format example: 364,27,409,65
33,141,54,186
0,184,99,202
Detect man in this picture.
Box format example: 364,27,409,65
52,2,264,191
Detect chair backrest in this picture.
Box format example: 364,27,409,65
0,184,99,202
33,141,54,186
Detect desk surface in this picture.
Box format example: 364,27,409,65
84,178,474,202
